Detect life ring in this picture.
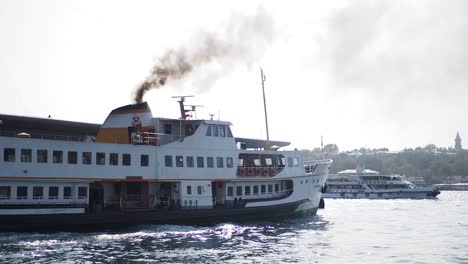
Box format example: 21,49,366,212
269,168,275,176
239,168,246,176
247,168,254,176
255,168,261,176
262,168,269,176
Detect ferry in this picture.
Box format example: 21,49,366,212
322,166,440,199
0,97,331,231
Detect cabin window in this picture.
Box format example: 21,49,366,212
110,153,118,165
53,150,63,164
216,157,223,168
16,186,28,199
21,149,32,162
253,186,259,195
226,157,234,168
275,184,279,193
64,186,72,199
96,152,105,165
48,186,59,199
164,124,172,134
279,157,286,167
287,158,293,167
197,156,204,168
293,157,299,167
206,126,212,136
226,127,233,137
265,158,273,166
207,157,214,168
268,185,273,194
236,186,242,196
141,154,149,167
82,152,92,165
261,185,266,195
197,186,202,195
165,155,173,167
33,186,43,199
176,156,184,167
3,148,15,162
213,126,219,137
123,154,131,166
245,186,251,196
37,149,48,163
254,159,261,167
78,187,88,199
0,186,11,200
219,126,225,137
227,186,233,196
68,151,78,164
187,156,194,167
237,158,244,167
187,186,192,195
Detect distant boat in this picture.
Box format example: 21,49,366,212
322,166,440,199
433,183,468,191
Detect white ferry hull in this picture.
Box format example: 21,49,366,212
323,189,439,199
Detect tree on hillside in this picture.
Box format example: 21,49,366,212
322,144,339,154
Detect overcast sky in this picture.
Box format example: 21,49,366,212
1,0,467,151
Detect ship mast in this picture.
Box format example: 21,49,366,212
260,68,270,147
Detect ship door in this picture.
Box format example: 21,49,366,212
126,181,149,208
89,182,104,213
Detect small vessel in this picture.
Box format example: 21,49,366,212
0,96,331,231
433,183,468,191
322,166,440,199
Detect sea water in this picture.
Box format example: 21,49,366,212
0,192,467,263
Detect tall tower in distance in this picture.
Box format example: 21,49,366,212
455,132,462,151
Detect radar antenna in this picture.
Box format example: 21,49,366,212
171,95,194,120
185,105,204,119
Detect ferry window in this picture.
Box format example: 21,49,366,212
33,186,43,199
78,187,88,199
197,186,202,195
0,186,11,200
261,185,266,194
268,185,273,193
110,153,118,165
275,184,279,193
49,186,59,199
236,186,242,196
68,151,78,164
254,159,261,167
206,126,212,136
227,186,233,196
245,186,251,196
176,156,184,167
64,186,72,199
287,158,293,167
3,148,15,162
226,127,233,137
226,157,234,168
96,152,105,165
123,154,131,166
219,126,225,137
164,124,172,134
53,150,63,164
279,157,286,167
165,155,173,167
187,156,194,168
187,186,192,195
213,126,219,137
21,149,32,162
265,158,272,166
237,158,244,167
207,157,214,168
253,186,259,195
37,149,48,163
196,156,204,168
293,157,299,167
17,186,28,199
141,154,149,167
216,157,223,168
82,152,92,165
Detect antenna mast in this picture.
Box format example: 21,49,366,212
261,68,270,145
